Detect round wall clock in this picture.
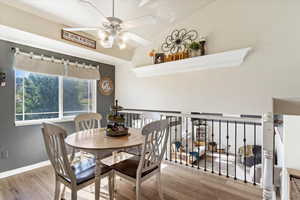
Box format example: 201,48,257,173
99,77,114,96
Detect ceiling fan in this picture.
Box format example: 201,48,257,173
138,0,154,7
63,0,157,49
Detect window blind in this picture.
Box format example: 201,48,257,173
14,48,101,80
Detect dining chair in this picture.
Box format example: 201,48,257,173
125,112,162,156
75,113,113,160
112,119,170,200
42,122,113,200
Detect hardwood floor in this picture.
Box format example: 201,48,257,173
0,163,262,200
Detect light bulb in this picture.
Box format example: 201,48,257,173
100,38,113,48
108,35,114,43
119,32,129,42
118,41,126,49
98,30,107,40
100,34,115,48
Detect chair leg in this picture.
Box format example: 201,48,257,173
95,176,101,200
157,172,165,200
71,190,77,200
95,157,102,200
136,180,142,200
114,174,118,193
61,185,66,200
54,179,61,200
108,174,114,200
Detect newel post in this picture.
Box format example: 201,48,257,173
262,112,274,200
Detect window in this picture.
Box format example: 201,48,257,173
15,70,96,124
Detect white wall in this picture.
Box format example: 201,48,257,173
283,115,300,170
281,115,300,200
116,0,300,115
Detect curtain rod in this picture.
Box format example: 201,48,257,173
12,47,100,70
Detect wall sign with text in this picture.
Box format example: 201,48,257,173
61,30,96,49
99,77,114,96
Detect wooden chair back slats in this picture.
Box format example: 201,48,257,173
42,123,76,182
75,113,102,132
138,120,169,175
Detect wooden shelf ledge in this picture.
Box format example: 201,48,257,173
132,47,252,77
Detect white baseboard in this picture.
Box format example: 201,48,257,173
0,152,81,179
0,160,51,179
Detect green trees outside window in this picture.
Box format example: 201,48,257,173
15,70,95,121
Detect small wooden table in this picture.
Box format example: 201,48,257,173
65,128,144,200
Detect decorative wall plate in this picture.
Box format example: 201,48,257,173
99,77,114,96
161,28,198,54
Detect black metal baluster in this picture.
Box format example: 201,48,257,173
175,116,178,163
226,121,229,178
130,113,132,128
180,117,183,165
128,113,130,127
198,119,200,170
186,117,189,166
191,119,194,168
132,113,135,128
212,120,214,173
234,121,237,180
273,129,276,185
253,124,257,185
243,122,247,183
165,117,169,161
169,116,172,162
219,120,221,176
133,113,135,128
204,119,207,171
127,113,130,127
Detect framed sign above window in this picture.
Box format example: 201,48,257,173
61,30,97,49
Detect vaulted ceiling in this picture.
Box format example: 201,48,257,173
1,0,215,47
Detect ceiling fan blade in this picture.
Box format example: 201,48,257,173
138,0,153,7
121,15,157,30
78,0,109,23
123,32,151,46
63,27,100,31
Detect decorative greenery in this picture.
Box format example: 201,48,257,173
189,42,200,51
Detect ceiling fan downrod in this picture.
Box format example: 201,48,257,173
112,0,115,17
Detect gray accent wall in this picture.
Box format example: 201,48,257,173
0,40,115,173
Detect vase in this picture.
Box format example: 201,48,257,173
190,50,200,57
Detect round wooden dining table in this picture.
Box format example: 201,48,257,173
65,128,144,200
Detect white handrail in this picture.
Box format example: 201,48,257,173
120,110,261,124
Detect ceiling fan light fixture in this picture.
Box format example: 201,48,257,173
71,0,153,49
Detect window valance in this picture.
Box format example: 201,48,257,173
13,48,101,80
